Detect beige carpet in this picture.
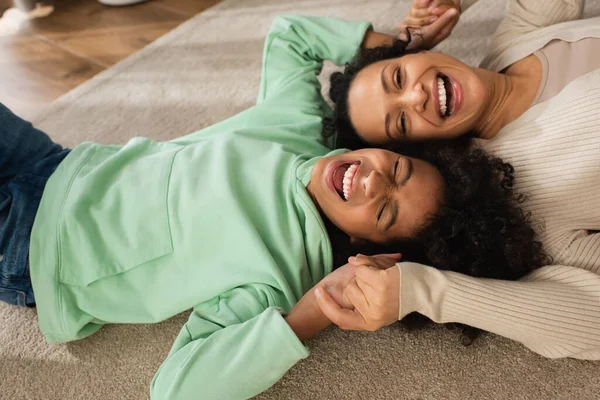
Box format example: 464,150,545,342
3,0,600,399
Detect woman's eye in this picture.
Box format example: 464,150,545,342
400,112,406,136
396,112,407,138
395,68,402,89
377,205,385,222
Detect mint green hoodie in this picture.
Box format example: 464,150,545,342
29,16,371,399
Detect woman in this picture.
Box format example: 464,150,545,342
317,0,600,360
0,15,542,399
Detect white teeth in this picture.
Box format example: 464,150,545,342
437,77,447,116
342,164,358,200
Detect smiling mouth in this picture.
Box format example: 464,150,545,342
332,162,360,201
437,73,455,118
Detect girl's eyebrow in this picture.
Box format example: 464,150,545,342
383,201,399,232
400,158,413,186
384,158,413,232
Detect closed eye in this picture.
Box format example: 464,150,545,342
394,67,407,137
396,113,407,138
377,206,385,221
377,159,400,223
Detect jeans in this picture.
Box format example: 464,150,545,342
0,103,69,307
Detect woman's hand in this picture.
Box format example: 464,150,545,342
315,254,401,332
399,0,461,50
316,253,402,309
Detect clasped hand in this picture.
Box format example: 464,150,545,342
315,253,401,332
398,0,461,50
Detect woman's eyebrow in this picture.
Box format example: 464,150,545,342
381,63,391,93
385,113,394,140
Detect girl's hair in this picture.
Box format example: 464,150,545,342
325,37,420,149
324,137,549,345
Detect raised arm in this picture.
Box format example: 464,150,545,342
257,16,373,108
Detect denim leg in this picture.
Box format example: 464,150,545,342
0,102,63,185
0,103,69,307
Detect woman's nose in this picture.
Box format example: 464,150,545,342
363,171,385,199
398,81,427,112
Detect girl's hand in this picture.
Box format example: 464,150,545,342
400,0,461,28
317,253,401,309
399,0,461,50
315,254,401,331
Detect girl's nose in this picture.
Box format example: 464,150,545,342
363,171,385,199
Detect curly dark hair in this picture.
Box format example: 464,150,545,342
324,137,548,345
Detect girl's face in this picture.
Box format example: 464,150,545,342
347,52,489,144
307,148,444,244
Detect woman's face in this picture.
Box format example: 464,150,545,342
307,148,444,244
347,51,489,144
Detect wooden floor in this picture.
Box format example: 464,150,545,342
0,0,221,119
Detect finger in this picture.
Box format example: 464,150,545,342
427,0,453,11
344,280,370,314
315,288,366,330
409,7,435,18
429,5,452,16
349,254,375,263
349,254,399,270
420,7,458,37
348,257,372,267
354,276,381,302
361,252,402,261
351,255,389,270
381,253,403,261
374,253,403,264
432,10,459,42
354,264,386,285
348,259,383,273
414,0,433,8
403,15,438,27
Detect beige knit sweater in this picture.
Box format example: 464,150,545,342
398,0,600,360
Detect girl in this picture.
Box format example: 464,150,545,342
0,15,541,400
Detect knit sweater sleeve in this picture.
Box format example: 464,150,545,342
483,0,584,69
397,231,600,360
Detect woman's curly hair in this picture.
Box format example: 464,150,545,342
325,137,549,346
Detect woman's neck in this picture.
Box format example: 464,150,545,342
475,55,543,140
